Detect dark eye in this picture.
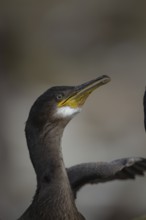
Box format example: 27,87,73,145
56,94,63,100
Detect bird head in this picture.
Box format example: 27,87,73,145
27,75,110,129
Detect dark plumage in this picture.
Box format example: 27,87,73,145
143,89,146,131
18,76,146,220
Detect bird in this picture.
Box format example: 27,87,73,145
143,88,146,131
18,75,146,220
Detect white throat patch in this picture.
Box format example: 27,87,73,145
56,106,81,118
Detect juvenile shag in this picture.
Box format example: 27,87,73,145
18,76,146,220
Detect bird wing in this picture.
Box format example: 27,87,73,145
67,157,146,197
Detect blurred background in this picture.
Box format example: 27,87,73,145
0,1,146,220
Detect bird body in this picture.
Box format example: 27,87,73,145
18,76,146,220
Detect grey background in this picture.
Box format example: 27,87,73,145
0,1,146,219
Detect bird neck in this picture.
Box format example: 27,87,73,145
25,120,67,185
24,120,83,220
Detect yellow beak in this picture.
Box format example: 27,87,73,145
58,75,111,108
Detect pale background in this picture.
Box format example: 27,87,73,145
0,1,146,220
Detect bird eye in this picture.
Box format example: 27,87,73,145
56,94,63,100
